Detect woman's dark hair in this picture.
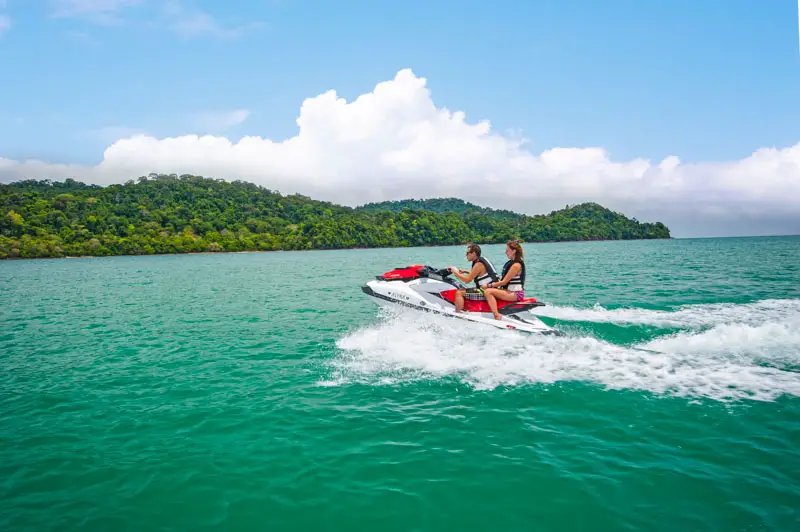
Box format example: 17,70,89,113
507,240,524,261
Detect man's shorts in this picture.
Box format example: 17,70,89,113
462,287,487,301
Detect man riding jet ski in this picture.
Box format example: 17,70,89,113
445,243,499,313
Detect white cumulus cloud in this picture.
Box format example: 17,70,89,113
1,68,799,238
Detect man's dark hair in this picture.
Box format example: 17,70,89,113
467,243,482,257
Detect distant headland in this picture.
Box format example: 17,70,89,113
0,174,670,259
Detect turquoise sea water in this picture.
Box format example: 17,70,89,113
2,236,799,531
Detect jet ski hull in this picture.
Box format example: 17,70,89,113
361,272,560,335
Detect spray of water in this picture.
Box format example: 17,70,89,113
323,299,800,403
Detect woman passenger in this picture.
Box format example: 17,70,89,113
483,240,526,320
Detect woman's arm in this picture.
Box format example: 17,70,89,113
488,263,520,288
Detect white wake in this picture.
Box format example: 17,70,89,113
534,298,800,329
323,299,800,403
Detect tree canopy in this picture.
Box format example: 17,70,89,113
0,174,670,259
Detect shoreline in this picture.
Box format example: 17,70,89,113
5,233,800,263
1,236,674,262
5,234,795,262
0,235,727,263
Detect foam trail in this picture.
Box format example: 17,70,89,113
534,298,800,329
640,319,800,367
325,303,800,403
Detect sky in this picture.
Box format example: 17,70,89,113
1,0,799,238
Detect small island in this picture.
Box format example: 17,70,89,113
0,173,670,259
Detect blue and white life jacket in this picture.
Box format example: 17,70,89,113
472,257,499,288
500,259,526,291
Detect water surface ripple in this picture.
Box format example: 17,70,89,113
1,237,799,530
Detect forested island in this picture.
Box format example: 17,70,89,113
0,173,670,259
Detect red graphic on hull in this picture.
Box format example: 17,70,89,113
438,289,538,313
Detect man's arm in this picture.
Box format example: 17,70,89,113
450,263,482,283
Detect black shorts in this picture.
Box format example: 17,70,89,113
462,287,487,301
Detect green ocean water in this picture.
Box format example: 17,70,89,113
2,236,799,531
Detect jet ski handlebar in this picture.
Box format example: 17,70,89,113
417,265,455,280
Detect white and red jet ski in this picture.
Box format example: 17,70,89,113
361,264,560,334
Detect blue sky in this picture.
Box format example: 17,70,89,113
1,0,799,236
2,0,798,164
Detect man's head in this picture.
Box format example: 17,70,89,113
466,243,481,260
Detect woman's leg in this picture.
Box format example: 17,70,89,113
483,288,518,320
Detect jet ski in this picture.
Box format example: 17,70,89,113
361,264,561,335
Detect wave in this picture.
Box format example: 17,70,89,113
534,298,800,329
323,299,800,403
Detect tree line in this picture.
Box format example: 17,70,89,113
0,173,670,259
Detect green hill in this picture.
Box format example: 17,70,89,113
358,198,670,243
0,173,670,259
356,198,523,222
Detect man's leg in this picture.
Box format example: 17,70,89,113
455,289,465,312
